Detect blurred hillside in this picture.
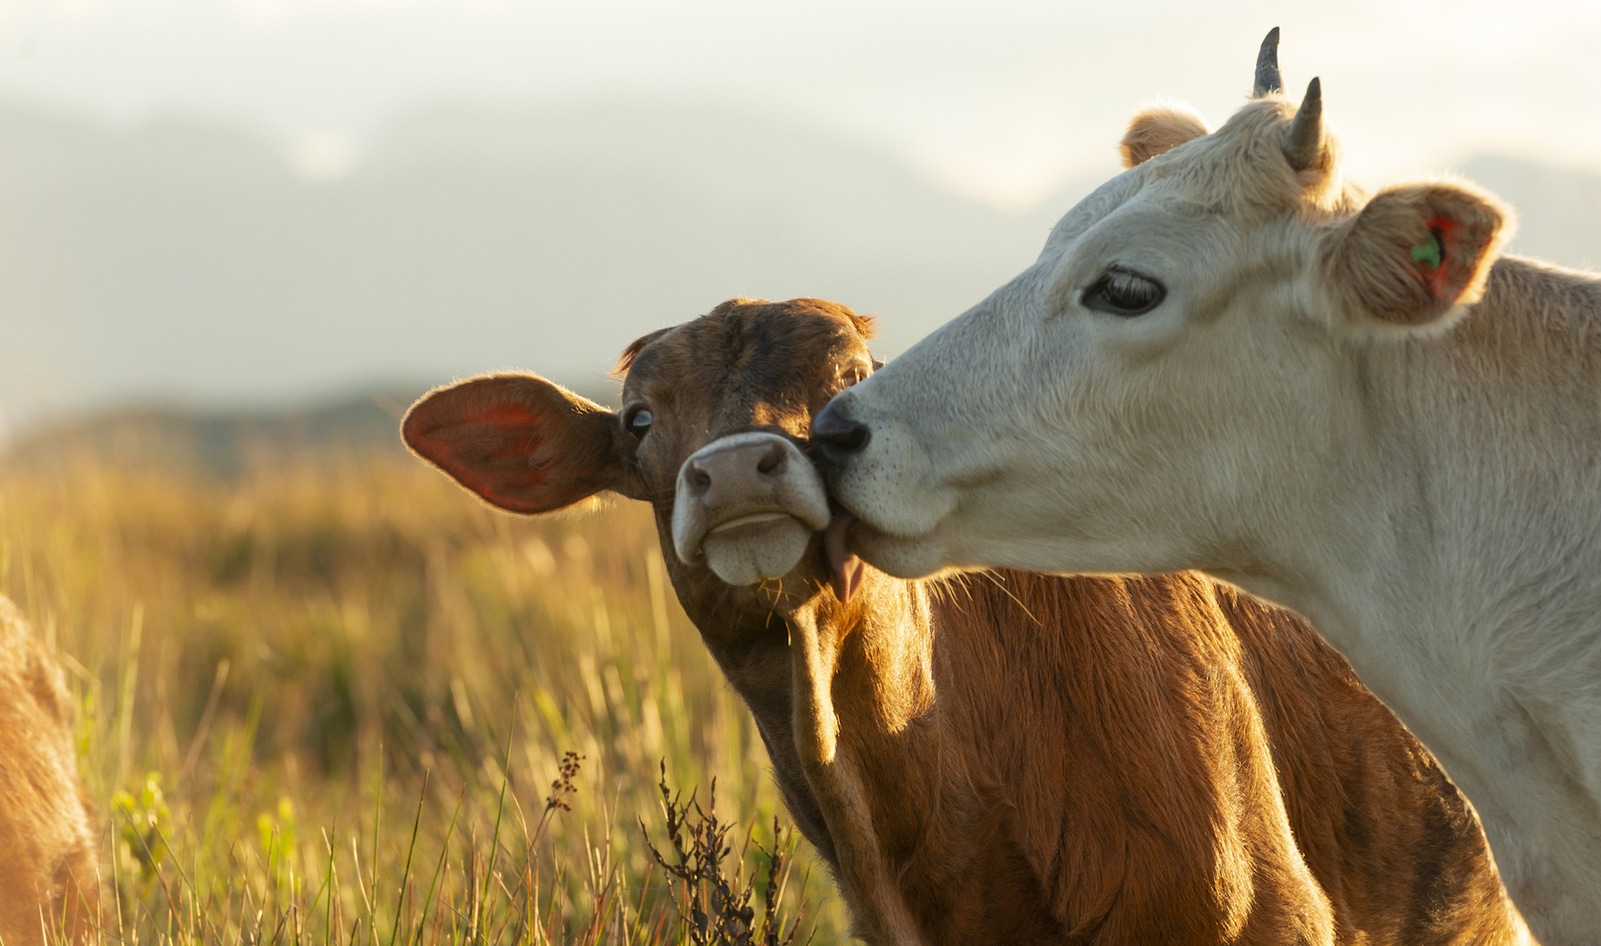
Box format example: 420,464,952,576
2,388,421,478
0,97,1080,435
1,380,623,479
0,97,1598,441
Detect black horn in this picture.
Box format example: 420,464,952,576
1281,77,1324,171
1253,27,1282,97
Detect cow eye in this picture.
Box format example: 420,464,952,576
624,406,653,439
1082,267,1166,317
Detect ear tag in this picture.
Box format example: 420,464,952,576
1410,230,1443,270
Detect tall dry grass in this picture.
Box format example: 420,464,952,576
0,449,847,943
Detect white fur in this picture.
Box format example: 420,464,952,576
823,107,1601,942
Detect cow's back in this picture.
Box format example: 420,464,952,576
0,596,100,945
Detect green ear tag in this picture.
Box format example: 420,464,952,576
1411,233,1443,270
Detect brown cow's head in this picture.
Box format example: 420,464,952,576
402,298,877,618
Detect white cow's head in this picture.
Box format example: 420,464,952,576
815,31,1510,583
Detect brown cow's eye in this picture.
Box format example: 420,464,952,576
624,406,653,439
1083,267,1165,317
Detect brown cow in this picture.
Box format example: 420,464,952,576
0,596,100,946
404,299,1529,944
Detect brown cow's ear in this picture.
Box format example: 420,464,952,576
1323,180,1512,330
402,374,640,514
1119,105,1210,169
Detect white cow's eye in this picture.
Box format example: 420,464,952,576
1083,267,1166,317
625,406,653,439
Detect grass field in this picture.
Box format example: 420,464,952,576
0,447,849,943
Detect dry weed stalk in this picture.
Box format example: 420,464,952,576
642,762,802,946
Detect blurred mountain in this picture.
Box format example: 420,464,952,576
1,377,636,478
0,97,1082,436
1,388,421,478
0,95,1598,447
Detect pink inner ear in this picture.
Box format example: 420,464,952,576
443,406,549,505
405,381,612,514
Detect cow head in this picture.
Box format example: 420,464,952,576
815,30,1511,584
402,298,878,619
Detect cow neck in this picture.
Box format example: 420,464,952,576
664,554,938,744
1217,254,1601,937
654,539,940,840
796,575,938,739
780,578,939,945
664,551,948,927
1206,256,1601,715
780,576,1085,943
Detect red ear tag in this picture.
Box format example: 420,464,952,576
1412,217,1457,296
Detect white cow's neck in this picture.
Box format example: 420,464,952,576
1219,255,1601,937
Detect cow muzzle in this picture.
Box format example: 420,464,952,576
671,432,833,586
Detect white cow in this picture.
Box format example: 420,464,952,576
814,30,1601,945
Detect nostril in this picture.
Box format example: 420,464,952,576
687,462,713,495
812,402,870,458
836,424,869,451
756,442,785,476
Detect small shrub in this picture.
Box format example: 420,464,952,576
644,762,805,946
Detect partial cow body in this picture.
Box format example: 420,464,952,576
405,298,1527,944
814,31,1601,942
0,596,101,945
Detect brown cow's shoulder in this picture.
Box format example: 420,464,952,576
0,596,102,946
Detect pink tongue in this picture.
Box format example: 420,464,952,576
824,512,865,604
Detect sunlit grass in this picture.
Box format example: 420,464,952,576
0,451,847,943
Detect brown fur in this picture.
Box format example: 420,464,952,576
405,299,1527,944
0,596,101,946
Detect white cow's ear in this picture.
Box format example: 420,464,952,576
403,374,646,513
1322,180,1512,331
1119,104,1210,169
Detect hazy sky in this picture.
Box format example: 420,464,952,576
1,0,1598,206
0,0,1598,435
